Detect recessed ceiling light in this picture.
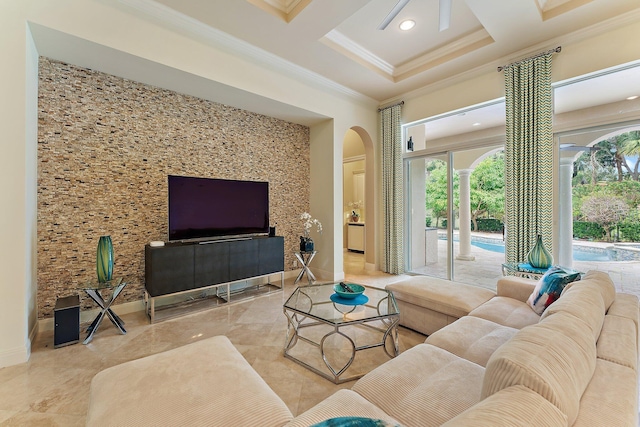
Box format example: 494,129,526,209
472,122,481,126
399,20,415,31
627,95,639,100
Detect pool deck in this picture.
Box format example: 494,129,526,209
411,231,640,300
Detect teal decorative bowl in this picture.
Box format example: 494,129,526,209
333,283,365,299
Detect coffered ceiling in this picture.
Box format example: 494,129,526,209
29,0,640,127
143,0,640,102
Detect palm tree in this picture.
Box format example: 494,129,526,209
619,131,640,181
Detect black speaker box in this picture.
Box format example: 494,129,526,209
54,295,80,348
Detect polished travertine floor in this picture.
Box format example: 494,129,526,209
0,252,423,425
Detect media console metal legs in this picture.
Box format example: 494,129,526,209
144,271,285,323
82,281,127,344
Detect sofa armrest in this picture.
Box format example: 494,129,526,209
496,277,537,303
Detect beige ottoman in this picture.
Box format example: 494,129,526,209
86,335,293,427
386,276,495,335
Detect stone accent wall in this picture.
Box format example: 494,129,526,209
37,58,309,319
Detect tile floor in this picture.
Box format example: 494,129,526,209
4,250,637,425
0,252,424,425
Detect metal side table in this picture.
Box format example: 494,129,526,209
80,277,127,344
294,251,317,285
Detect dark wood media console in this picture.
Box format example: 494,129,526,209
144,236,284,322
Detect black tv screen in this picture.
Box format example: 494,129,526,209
168,175,269,241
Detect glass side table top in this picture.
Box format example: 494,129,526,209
78,277,124,291
283,282,399,325
502,263,582,280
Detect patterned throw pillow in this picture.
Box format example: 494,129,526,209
526,266,581,315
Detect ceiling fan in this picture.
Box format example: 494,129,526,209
377,0,452,31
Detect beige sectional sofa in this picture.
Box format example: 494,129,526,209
86,270,639,427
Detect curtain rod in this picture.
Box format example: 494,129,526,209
497,46,561,72
378,100,404,112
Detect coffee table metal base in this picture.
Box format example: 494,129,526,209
283,296,399,384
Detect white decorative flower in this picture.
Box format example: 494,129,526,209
348,200,363,210
301,212,322,237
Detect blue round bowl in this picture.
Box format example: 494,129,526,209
333,283,365,299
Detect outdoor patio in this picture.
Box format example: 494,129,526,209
410,232,640,299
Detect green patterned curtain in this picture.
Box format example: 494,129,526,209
504,53,553,264
380,104,404,274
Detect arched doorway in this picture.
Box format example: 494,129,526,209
342,127,376,272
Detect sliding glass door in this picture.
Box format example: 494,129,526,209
404,146,506,288
405,154,451,279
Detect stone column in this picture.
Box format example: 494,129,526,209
457,169,475,261
558,157,574,268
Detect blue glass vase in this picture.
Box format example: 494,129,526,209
97,235,114,283
300,236,314,252
527,234,553,269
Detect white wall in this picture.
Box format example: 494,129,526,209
0,2,38,367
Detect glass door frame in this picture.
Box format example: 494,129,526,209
403,150,455,279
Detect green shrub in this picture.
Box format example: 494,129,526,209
472,218,503,232
619,209,640,241
573,221,605,240
425,217,432,227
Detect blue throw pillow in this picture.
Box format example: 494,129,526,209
526,266,581,314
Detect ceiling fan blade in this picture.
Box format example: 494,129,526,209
377,0,411,30
439,0,451,31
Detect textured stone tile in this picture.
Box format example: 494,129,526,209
37,58,310,319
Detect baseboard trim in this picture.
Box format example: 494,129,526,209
0,343,30,368
364,262,377,271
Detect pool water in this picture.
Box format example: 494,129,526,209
470,240,610,262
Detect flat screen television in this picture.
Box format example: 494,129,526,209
168,175,269,241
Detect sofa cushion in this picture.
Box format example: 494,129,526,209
352,344,485,427
572,359,639,427
607,292,640,336
391,299,457,336
596,315,638,371
526,266,580,314
286,389,402,427
496,276,537,303
540,278,606,341
386,277,495,319
482,311,597,425
86,336,294,427
441,385,567,427
563,270,616,310
469,296,540,329
425,316,518,367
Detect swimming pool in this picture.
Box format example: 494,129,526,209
470,240,610,262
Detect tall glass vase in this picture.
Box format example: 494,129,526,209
97,235,114,283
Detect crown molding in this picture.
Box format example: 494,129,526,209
323,30,394,76
118,0,372,103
